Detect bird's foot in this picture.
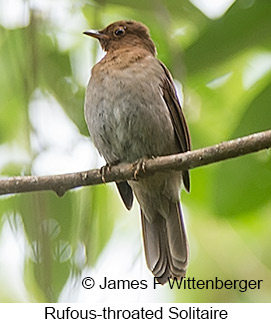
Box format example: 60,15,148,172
100,163,111,183
133,158,147,180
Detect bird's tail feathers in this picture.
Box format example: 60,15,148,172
141,202,188,285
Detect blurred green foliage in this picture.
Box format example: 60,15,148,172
0,0,270,302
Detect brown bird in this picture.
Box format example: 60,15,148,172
84,20,191,284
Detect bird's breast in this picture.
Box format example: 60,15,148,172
84,56,178,164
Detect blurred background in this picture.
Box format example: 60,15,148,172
0,0,270,302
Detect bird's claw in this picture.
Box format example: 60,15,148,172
100,163,111,183
133,159,146,180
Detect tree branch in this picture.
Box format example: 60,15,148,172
0,130,270,197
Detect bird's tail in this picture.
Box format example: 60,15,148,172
141,202,188,284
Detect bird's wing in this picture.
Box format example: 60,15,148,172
116,181,133,210
159,62,191,192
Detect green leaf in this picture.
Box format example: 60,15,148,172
213,81,271,216
185,1,271,76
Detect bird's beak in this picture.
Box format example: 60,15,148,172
83,29,107,40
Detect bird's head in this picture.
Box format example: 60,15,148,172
84,20,156,56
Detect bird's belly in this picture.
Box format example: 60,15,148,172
85,70,178,164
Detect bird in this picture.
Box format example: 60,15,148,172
83,20,191,284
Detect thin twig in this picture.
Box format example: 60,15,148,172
0,130,270,196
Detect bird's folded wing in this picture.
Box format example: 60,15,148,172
159,62,191,192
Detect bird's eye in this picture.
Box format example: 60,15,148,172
114,27,126,37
